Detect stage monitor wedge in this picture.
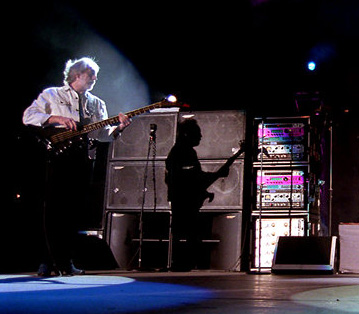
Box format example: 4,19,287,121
272,236,337,273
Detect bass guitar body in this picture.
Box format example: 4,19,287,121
28,125,90,156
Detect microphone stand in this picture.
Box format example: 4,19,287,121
138,124,157,269
257,118,265,272
287,129,294,237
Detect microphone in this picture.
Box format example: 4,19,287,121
150,124,157,140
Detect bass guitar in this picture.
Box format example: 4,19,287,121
29,98,182,155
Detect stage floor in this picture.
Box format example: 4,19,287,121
0,270,358,314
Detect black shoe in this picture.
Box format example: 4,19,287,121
37,263,52,277
63,262,85,276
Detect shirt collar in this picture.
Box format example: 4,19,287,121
63,83,89,99
63,83,72,92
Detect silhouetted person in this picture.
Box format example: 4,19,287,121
165,119,229,271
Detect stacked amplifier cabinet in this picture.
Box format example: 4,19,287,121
104,110,178,270
104,109,246,271
250,116,314,271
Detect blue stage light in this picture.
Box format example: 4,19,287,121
307,61,316,71
0,275,214,314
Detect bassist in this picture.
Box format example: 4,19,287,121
22,57,131,276
23,58,130,138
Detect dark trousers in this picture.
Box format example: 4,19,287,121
171,205,200,270
39,148,92,270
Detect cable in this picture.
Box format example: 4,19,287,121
138,124,157,269
151,135,157,212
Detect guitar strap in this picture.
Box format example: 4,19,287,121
77,93,94,158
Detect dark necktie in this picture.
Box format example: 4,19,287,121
78,94,85,125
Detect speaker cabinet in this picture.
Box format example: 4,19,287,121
210,212,242,271
110,112,178,160
106,211,242,271
272,236,337,273
180,110,246,159
106,212,137,269
106,161,169,210
169,212,242,271
200,160,244,210
106,211,171,270
106,159,243,211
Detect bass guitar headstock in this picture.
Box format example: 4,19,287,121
232,140,246,158
160,95,190,109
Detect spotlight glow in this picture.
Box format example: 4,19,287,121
0,275,213,314
292,283,359,313
166,94,177,103
307,61,316,71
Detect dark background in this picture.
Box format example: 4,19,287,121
3,0,359,272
